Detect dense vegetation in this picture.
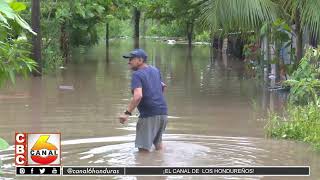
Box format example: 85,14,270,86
0,0,37,85
266,48,320,151
0,0,320,164
266,103,320,151
2,0,319,74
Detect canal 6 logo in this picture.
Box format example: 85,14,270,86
28,134,60,165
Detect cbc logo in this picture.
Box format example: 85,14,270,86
15,133,61,165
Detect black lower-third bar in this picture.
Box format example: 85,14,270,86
126,167,309,176
62,166,309,176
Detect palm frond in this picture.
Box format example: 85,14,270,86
301,0,320,39
199,0,279,33
198,0,218,31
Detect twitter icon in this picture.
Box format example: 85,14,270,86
39,168,46,174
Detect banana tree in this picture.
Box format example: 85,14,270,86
260,18,292,86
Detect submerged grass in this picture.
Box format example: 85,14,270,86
265,103,320,151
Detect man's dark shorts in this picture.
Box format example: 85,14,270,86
135,115,168,150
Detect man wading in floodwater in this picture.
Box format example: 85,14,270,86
119,49,168,152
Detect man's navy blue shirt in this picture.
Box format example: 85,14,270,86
131,66,168,118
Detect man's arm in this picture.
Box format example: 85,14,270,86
127,88,143,113
119,88,142,124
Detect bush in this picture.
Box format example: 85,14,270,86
283,48,320,104
108,19,133,38
145,21,184,37
195,31,210,42
42,43,64,73
266,47,320,151
265,103,320,151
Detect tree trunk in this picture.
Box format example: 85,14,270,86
270,43,276,88
60,22,69,63
31,0,42,76
134,7,140,49
218,37,223,50
295,9,303,62
210,33,215,61
187,22,193,48
106,22,109,49
266,29,270,75
106,22,109,62
262,34,269,81
222,38,228,55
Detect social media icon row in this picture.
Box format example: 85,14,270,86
17,167,61,175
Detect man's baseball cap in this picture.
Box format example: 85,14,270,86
122,48,147,61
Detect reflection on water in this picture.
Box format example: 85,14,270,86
0,40,319,179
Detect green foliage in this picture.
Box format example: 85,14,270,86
0,36,37,85
109,19,132,37
283,48,320,104
55,1,108,46
40,10,64,73
195,31,210,42
169,0,199,22
266,103,320,151
132,0,149,10
271,19,291,42
285,79,320,104
0,1,33,173
19,0,115,72
243,18,293,78
0,0,35,34
288,48,320,80
10,1,26,12
260,19,293,62
0,0,37,85
144,0,201,40
0,137,9,175
144,0,172,20
145,21,184,37
242,34,262,77
42,43,64,73
0,138,9,150
243,40,261,61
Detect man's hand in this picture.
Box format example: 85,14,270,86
119,114,129,124
120,88,141,124
161,82,167,92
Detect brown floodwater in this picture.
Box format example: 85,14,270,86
0,40,319,180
